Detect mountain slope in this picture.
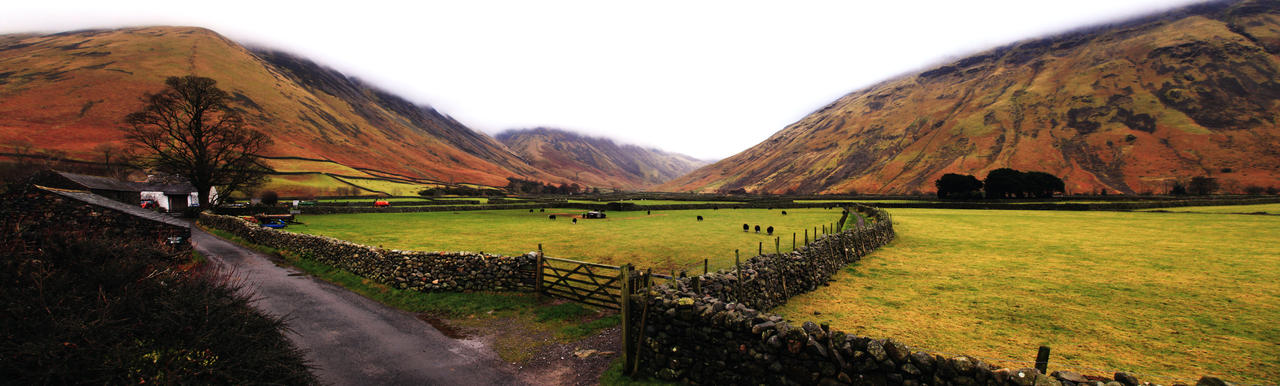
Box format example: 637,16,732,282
496,128,709,190
0,26,556,192
662,0,1280,195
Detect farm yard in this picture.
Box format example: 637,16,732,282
773,208,1280,383
288,207,847,273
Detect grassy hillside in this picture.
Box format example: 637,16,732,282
497,128,709,191
0,26,558,191
662,0,1280,195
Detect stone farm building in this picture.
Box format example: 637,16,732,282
2,183,191,249
30,170,213,213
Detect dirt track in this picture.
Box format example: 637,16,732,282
192,227,523,386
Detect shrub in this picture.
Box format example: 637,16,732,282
0,238,315,384
260,190,279,206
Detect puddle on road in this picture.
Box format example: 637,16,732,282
417,313,470,339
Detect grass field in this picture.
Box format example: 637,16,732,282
289,208,845,273
774,209,1279,383
1139,203,1280,214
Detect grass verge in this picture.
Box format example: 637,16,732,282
199,225,620,362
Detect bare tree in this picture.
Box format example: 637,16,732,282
123,76,272,209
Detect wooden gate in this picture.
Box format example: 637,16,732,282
536,254,626,310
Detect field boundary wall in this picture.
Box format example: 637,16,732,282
197,213,535,292
622,206,1230,385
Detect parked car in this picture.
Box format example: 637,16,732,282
140,200,159,209
374,200,391,207
260,219,287,229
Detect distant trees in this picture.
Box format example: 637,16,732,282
1188,176,1219,196
502,177,582,195
933,168,1065,199
934,173,983,198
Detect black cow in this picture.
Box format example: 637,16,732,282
781,210,788,215
540,208,545,212
572,218,577,224
767,226,774,235
529,209,534,212
549,215,557,220
697,215,704,221
754,225,760,233
742,223,749,232
647,210,651,215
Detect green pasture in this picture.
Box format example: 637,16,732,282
775,208,1279,383
289,208,846,273
1139,203,1280,214
794,199,931,204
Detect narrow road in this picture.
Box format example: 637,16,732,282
191,227,521,386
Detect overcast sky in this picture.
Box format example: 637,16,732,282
3,0,1208,160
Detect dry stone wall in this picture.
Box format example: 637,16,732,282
627,206,1230,386
197,213,535,292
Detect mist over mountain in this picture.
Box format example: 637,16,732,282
496,128,709,191
662,0,1280,195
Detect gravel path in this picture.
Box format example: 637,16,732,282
192,227,523,386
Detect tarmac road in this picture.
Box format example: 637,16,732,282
191,227,522,386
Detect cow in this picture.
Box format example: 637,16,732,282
572,218,577,224
697,215,704,221
549,214,557,220
767,226,774,235
754,225,760,233
743,223,749,232
781,210,788,215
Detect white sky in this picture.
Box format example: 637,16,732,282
2,0,1208,160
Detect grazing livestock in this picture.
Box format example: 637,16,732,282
529,209,534,212
742,223,749,232
781,210,787,215
647,210,651,215
549,215,557,220
767,226,774,235
697,215,704,221
572,218,578,224
754,225,760,233
540,208,545,212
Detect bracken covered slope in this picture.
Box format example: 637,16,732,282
0,26,556,189
496,128,709,191
661,0,1280,194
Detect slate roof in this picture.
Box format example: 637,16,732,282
36,185,190,228
54,171,196,195
55,171,140,192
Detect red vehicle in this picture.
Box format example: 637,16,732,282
140,200,159,209
374,200,391,207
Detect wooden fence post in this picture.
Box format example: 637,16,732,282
620,264,633,374
1035,346,1051,373
775,237,780,255
758,241,762,255
703,259,708,275
804,229,808,244
792,233,796,251
535,244,545,294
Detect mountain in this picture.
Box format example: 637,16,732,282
661,0,1280,195
0,26,558,195
496,128,709,191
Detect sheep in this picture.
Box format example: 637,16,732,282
754,225,760,233
767,226,774,235
549,214,557,220
697,215,704,221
